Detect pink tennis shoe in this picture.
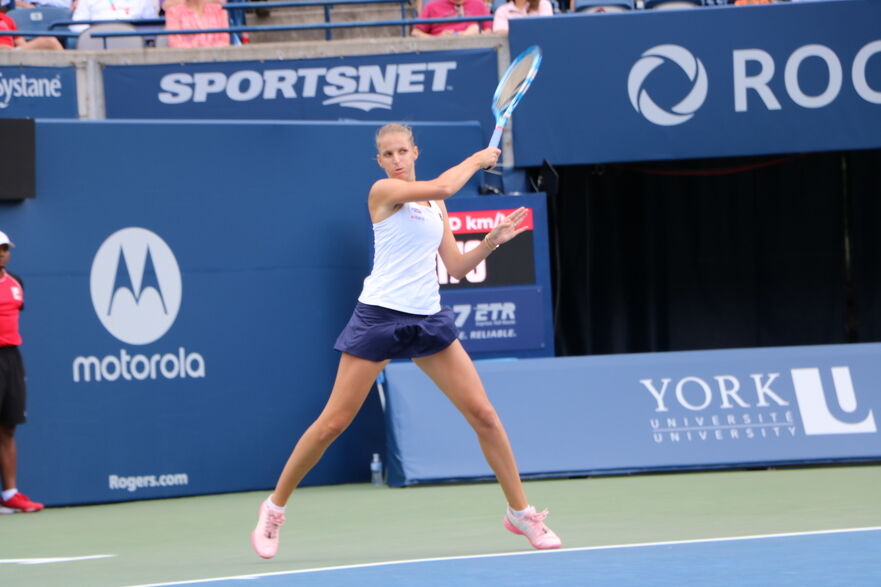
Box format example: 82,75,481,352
503,506,562,550
251,498,286,559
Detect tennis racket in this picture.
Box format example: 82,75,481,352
488,45,543,149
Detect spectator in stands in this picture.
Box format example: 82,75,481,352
250,123,561,560
0,232,45,514
0,0,64,48
164,0,229,48
412,0,490,37
492,0,553,33
69,0,158,33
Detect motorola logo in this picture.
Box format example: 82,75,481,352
89,227,182,345
75,228,203,383
628,44,708,126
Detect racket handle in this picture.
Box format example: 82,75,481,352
488,126,503,149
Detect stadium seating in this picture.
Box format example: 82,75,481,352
644,0,704,8
7,6,71,40
572,0,634,11
244,0,415,43
76,22,144,50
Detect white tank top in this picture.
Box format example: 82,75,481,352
358,201,444,315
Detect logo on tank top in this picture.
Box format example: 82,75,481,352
89,227,182,345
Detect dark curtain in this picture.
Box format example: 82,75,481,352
540,149,881,357
848,149,881,343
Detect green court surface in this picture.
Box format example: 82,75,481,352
2,465,879,587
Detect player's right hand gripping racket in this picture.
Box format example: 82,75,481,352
488,45,543,149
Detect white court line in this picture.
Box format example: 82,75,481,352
126,526,881,587
0,554,116,565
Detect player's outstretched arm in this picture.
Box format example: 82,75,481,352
370,147,500,208
437,204,529,280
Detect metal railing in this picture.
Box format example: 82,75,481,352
90,15,493,41
1,3,495,48
222,0,416,40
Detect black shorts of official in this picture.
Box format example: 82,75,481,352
334,302,458,362
0,346,27,428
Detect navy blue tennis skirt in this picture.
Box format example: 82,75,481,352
334,302,458,362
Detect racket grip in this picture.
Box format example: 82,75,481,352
488,126,503,149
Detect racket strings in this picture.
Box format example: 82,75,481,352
494,54,541,111
487,45,541,148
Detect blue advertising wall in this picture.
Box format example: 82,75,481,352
102,49,499,141
0,66,78,118
0,119,485,506
508,0,881,165
6,3,880,163
384,343,881,486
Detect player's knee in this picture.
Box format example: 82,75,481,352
314,414,352,443
467,404,501,435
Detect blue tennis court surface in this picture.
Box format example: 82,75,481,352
137,527,881,587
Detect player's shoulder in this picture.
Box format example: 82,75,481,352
369,178,386,198
369,177,406,197
371,177,395,188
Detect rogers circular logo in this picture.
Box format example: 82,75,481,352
89,227,182,345
628,44,708,126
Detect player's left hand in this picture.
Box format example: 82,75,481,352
487,206,529,246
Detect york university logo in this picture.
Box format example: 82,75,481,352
791,367,877,435
643,365,876,445
628,44,708,126
90,227,182,345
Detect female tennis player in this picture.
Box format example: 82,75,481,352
251,123,561,559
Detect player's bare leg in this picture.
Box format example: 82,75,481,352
251,353,388,558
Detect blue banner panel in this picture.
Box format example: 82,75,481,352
103,49,498,138
1,119,485,506
384,343,881,486
0,66,78,118
442,286,547,354
440,193,554,359
508,0,881,165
